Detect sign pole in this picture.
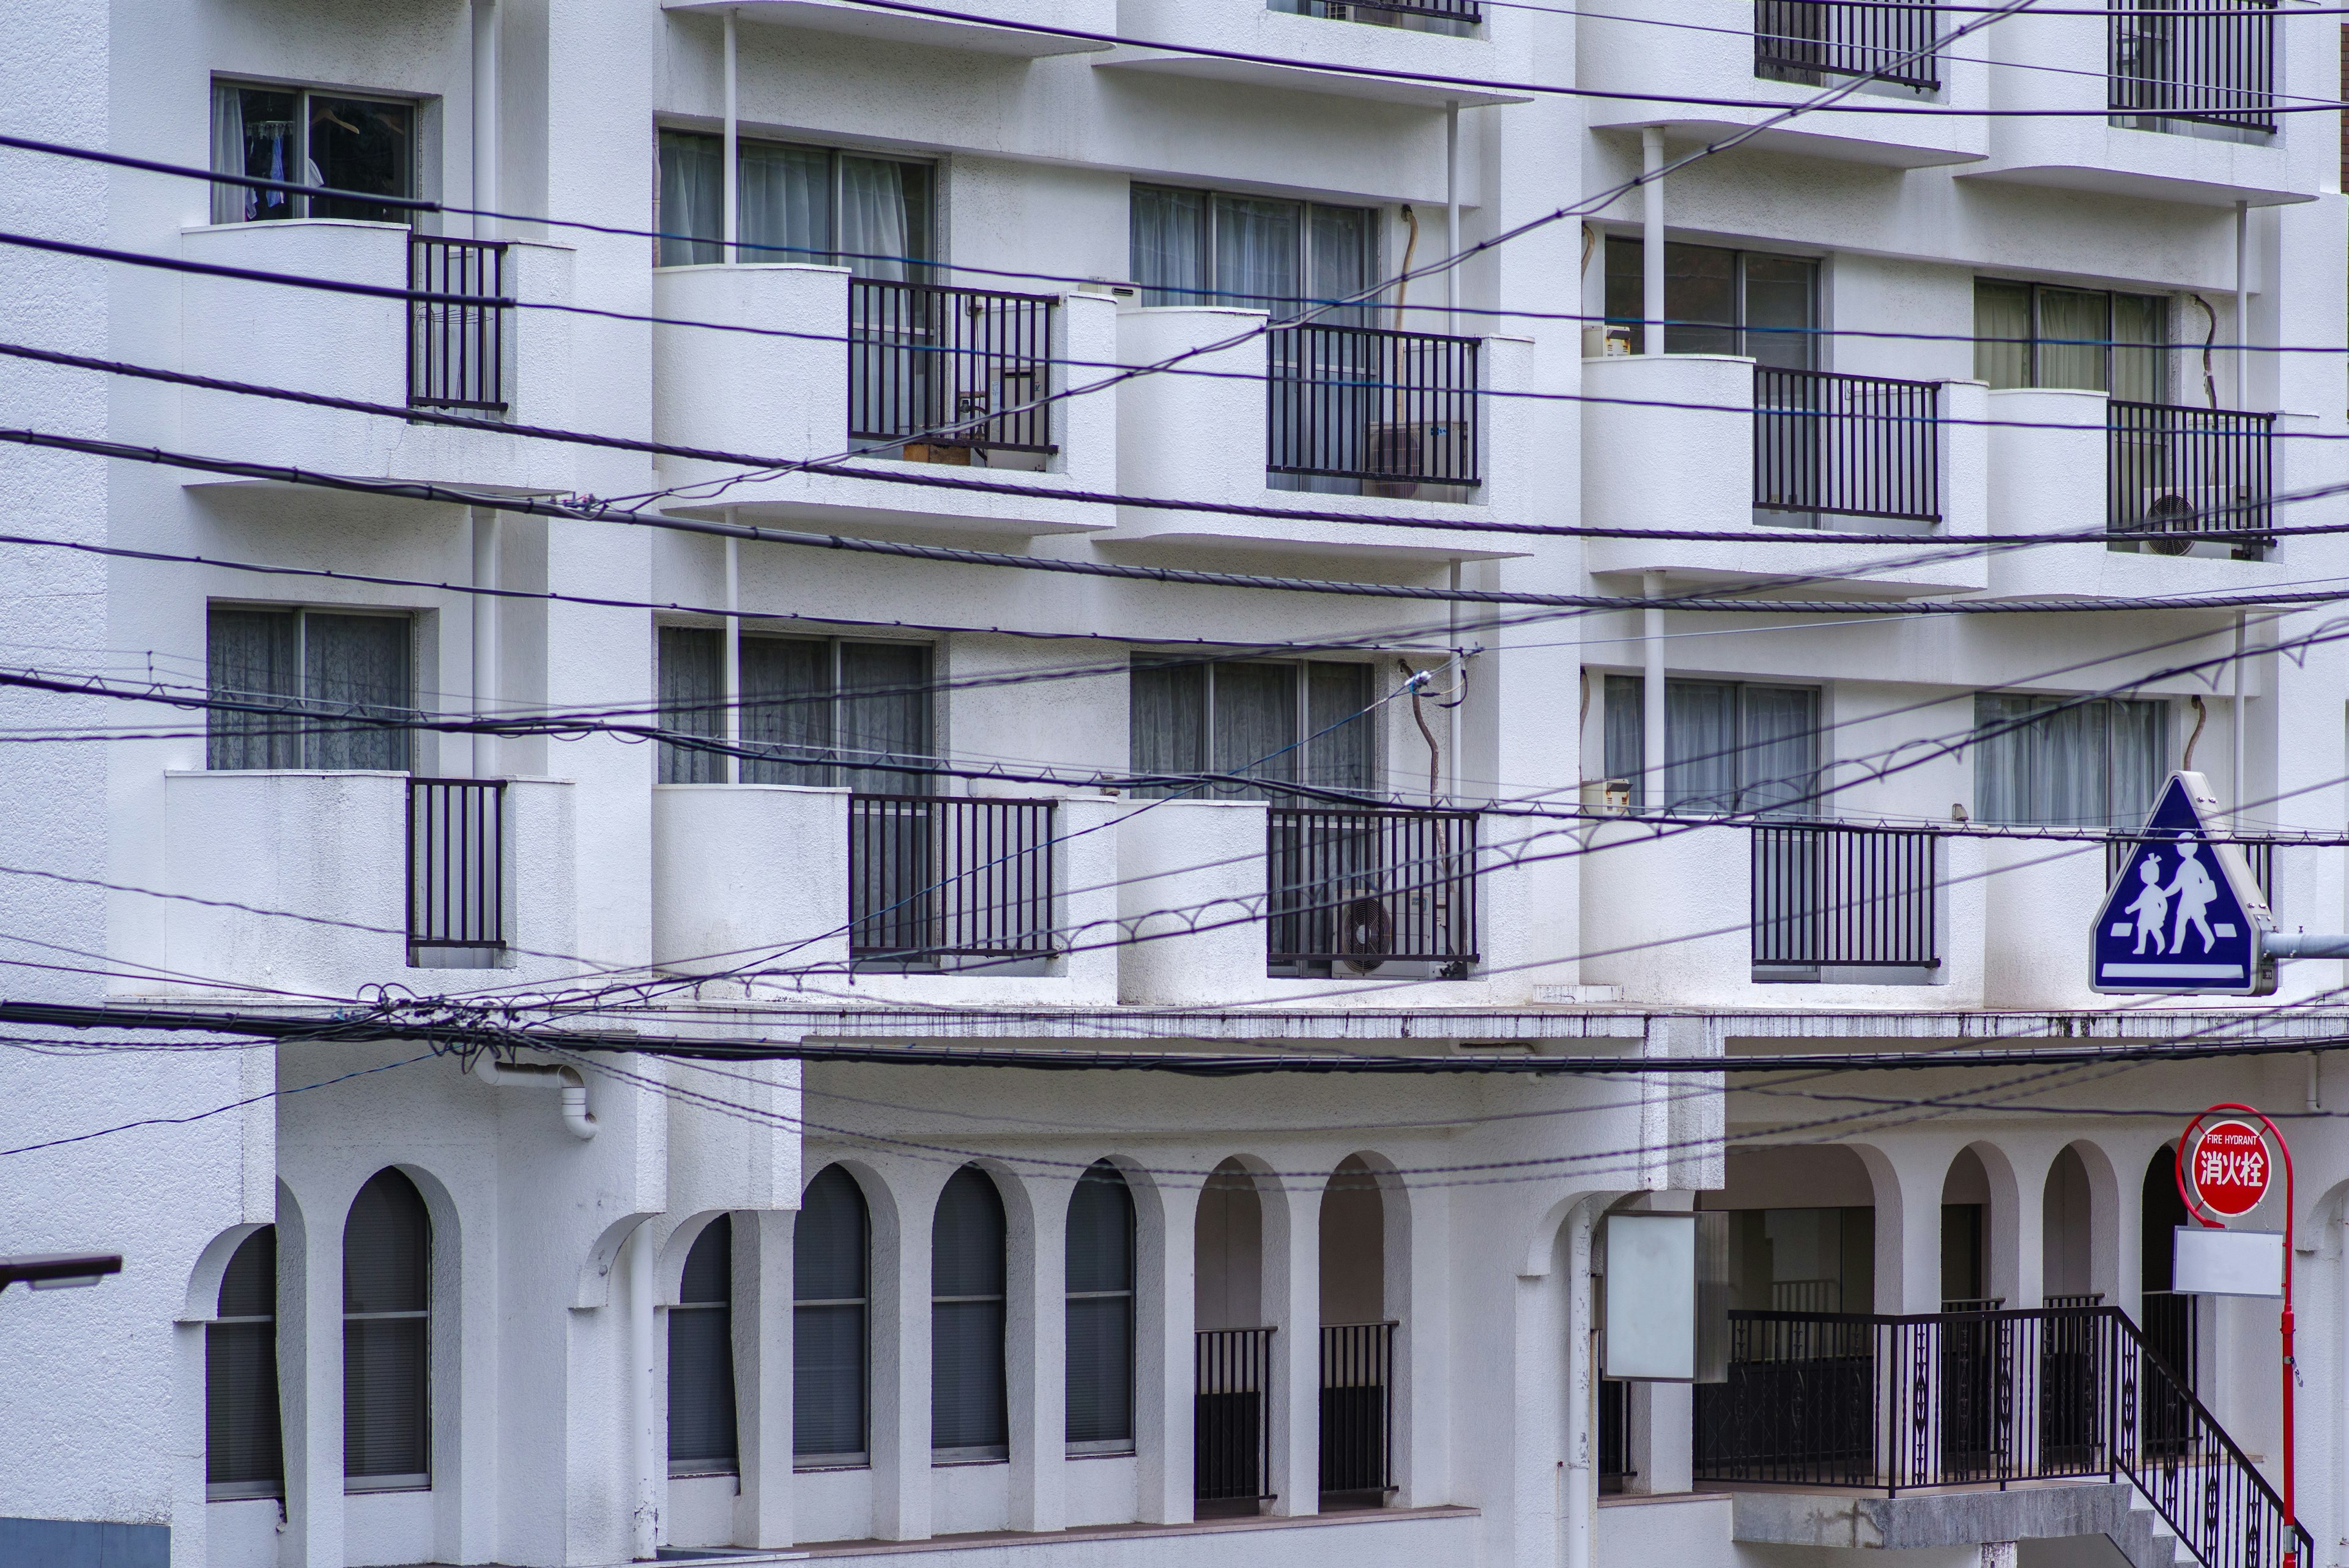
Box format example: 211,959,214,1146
2178,1104,2296,1567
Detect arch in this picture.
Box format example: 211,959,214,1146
1066,1159,1137,1451
2138,1143,2200,1392
1197,1156,1269,1332
1321,1154,1388,1326
657,1208,734,1308
1940,1142,2019,1305
206,1225,285,1500
344,1167,433,1490
2043,1145,2098,1300
184,1221,273,1324
932,1164,1011,1460
796,1163,874,1465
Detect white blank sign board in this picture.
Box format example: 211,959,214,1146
2173,1226,2284,1298
1606,1213,1696,1381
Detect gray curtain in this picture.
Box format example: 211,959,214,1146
1308,204,1376,327
1603,674,1645,808
740,636,831,786
1129,658,1207,795
1664,680,1739,813
659,626,724,784
657,132,722,267
207,606,300,770
1974,695,2166,827
210,85,247,225
303,614,412,771
2112,293,2168,405
1130,185,1208,308
1739,685,1821,816
836,642,930,795
1304,661,1376,797
1212,661,1299,797
738,142,832,266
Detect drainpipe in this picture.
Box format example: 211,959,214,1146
1641,127,1664,355
1445,101,1461,333
2233,199,2249,407
723,9,740,264
471,0,499,239
472,506,501,778
724,522,741,785
2232,610,2246,825
1642,570,1666,811
470,1056,599,1140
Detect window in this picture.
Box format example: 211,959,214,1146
207,1227,283,1500
932,1165,1009,1461
209,82,415,226
658,628,933,790
1130,185,1378,321
1066,1162,1137,1454
1723,1206,1876,1313
1973,281,2169,401
207,605,416,771
344,1169,431,1492
1603,677,1821,814
795,1166,871,1468
670,1216,739,1476
1129,656,1377,799
656,130,933,277
1603,239,1817,367
1971,694,2166,828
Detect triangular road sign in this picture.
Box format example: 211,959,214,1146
2090,771,2274,995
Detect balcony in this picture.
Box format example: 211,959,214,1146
845,794,1058,965
1109,308,1532,568
1095,0,1527,110
1579,0,1988,169
1266,806,1479,976
2106,401,2275,560
1196,1328,1275,1508
177,221,574,496
150,771,576,998
1966,0,2309,206
1580,354,1987,593
1750,822,1940,976
1319,1321,1397,1502
664,0,1112,56
651,264,1116,541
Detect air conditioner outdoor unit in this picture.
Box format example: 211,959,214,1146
2124,486,2261,557
1364,419,1475,499
1337,889,1394,975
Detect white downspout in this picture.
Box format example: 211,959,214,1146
724,524,741,785
471,0,499,239
1445,101,1461,333
723,9,740,264
1641,127,1664,356
2233,199,2249,407
1642,570,1666,812
2232,610,2246,825
472,506,501,778
470,1056,599,1140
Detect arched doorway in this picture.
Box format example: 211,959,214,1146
1319,1155,1391,1509
1194,1160,1270,1515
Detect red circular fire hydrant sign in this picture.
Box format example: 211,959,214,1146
2188,1120,2273,1216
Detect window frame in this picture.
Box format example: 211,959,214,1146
653,127,937,275
655,625,936,790
206,1227,285,1502
206,602,420,773
1127,653,1381,801
1064,1161,1138,1457
209,78,420,226
1128,183,1382,320
1601,674,1824,816
931,1165,1011,1464
1972,278,2172,398
1602,237,1820,368
343,1169,433,1495
795,1166,874,1471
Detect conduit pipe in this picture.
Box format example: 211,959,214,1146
470,1056,599,1139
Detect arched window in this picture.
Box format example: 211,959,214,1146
207,1227,283,1499
932,1165,1008,1460
344,1169,431,1491
795,1166,870,1467
669,1216,738,1476
1066,1161,1135,1452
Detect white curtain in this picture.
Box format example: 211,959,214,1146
1130,185,1208,307
1739,685,1820,816
838,156,908,282
1664,680,1739,813
656,132,722,267
740,142,831,266
210,85,246,224
1214,195,1301,318
1973,280,2033,390
1975,695,2165,827
2038,288,2110,392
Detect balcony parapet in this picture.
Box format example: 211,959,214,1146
1096,0,1527,108
665,0,1112,56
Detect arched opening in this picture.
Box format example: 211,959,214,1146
1319,1155,1392,1509
344,1169,432,1492
1194,1159,1270,1515
669,1216,738,1477
2141,1145,2198,1392
932,1165,1008,1462
1940,1147,1992,1308
207,1227,283,1501
2044,1146,2096,1302
796,1165,871,1468
1066,1161,1136,1454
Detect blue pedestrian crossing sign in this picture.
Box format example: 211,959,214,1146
2090,771,2274,995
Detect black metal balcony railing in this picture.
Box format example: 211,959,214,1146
1288,0,1482,23
1267,324,1480,490
1195,1328,1275,1503
407,235,510,412
407,778,505,952
2108,402,2276,559
848,278,1056,454
2109,0,2277,132
1694,1304,2310,1568
1320,1321,1395,1497
1754,367,1942,524
1755,1,1943,91
847,795,1056,962
1266,808,1479,970
1751,823,1940,968
2106,835,2274,904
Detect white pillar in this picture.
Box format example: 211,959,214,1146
470,0,499,238
1559,1203,1597,1568
631,1221,660,1559
1265,1180,1320,1517
1641,127,1665,356
472,507,500,778
1012,1180,1069,1533
280,1195,344,1568
2234,199,2250,407
872,1177,931,1540
1642,571,1666,811
1138,1175,1197,1523
2232,611,2246,822
1445,102,1461,332
723,10,740,263
724,527,741,786
735,1209,795,1548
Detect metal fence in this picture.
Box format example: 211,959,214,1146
1754,367,1942,523
1320,1321,1396,1496
1693,1306,2310,1568
1267,324,1480,490
407,778,505,952
2105,835,2274,904
848,278,1056,454
1751,823,1940,968
1327,0,1482,22
847,795,1056,962
2109,0,2277,131
407,235,509,411
2107,402,2276,559
1754,1,1944,89
1195,1328,1275,1503
1266,808,1479,970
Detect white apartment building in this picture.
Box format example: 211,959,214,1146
1,3,2345,1568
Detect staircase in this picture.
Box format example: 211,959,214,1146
1694,1302,2310,1568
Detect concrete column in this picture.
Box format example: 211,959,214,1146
1642,571,1666,813
1264,1176,1320,1517
1137,1171,1197,1523
871,1169,931,1541
722,9,738,262
471,508,501,778
1641,127,1665,356
470,0,499,237
1559,1202,1598,1568
630,1222,659,1560
735,1209,794,1547
1860,1146,1946,1314
1011,1175,1069,1533
280,1189,344,1568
